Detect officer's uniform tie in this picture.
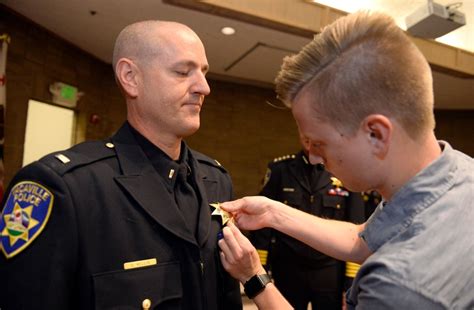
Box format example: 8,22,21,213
174,163,199,237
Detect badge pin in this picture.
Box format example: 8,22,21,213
210,202,232,226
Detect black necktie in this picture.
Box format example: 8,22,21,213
174,163,199,236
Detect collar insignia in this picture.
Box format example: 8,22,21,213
0,181,54,259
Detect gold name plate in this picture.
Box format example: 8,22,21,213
123,258,157,270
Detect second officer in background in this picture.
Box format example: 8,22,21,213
250,133,365,310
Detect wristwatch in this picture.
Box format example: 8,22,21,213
243,273,271,299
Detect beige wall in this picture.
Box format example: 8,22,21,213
1,6,472,198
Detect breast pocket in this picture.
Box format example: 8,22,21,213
93,261,183,309
322,195,346,220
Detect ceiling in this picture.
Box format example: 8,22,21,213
1,0,473,109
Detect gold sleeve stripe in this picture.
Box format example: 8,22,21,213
257,249,268,265
345,261,361,278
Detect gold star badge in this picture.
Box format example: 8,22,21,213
1,202,39,247
210,203,231,226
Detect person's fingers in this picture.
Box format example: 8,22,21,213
221,226,242,263
220,198,244,212
218,238,234,263
219,250,230,270
232,213,243,227
227,220,240,234
228,221,253,248
227,221,255,252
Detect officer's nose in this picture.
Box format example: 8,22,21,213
192,71,210,96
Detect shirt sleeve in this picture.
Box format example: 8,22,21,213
0,161,78,309
349,268,446,310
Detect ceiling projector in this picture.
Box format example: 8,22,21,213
405,1,466,38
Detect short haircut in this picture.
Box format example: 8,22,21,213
112,20,159,73
275,11,435,139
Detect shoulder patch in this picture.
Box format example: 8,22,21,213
0,181,54,259
262,168,272,188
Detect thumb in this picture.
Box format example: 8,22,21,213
220,199,243,212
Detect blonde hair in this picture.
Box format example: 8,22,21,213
275,11,435,139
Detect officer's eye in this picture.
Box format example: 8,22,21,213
175,71,189,76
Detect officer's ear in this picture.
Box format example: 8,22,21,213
361,114,392,159
115,58,140,98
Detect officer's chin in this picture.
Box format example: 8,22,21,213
309,155,324,166
180,120,200,138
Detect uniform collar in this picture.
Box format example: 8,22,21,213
300,151,311,165
128,123,191,191
111,122,208,246
289,150,330,192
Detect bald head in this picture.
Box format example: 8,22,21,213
112,20,201,74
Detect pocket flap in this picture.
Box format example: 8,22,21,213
322,195,345,209
93,261,182,309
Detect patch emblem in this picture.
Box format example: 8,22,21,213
0,181,54,259
262,168,272,188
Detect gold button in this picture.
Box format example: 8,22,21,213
336,204,341,209
142,298,151,310
105,142,114,148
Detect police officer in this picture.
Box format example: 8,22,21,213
250,133,365,310
0,21,241,309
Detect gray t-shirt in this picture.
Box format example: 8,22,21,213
347,142,474,309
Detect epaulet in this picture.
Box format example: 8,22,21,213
191,150,228,173
271,154,296,164
39,140,116,176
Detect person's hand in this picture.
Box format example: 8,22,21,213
218,221,265,283
220,196,280,231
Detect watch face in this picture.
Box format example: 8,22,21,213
244,273,271,299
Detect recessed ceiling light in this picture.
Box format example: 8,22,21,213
221,27,236,35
